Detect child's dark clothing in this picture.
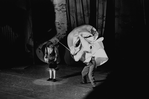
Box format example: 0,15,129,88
44,45,58,81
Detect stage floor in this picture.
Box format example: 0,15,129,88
0,64,109,99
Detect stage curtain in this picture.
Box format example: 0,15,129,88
66,0,107,36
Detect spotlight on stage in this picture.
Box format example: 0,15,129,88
33,78,68,86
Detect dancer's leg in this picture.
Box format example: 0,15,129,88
81,65,89,83
88,64,96,87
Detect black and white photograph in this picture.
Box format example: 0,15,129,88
0,0,148,99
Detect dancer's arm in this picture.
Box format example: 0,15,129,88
44,48,48,63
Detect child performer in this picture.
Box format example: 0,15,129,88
44,42,58,82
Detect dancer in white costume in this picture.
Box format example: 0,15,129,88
67,25,108,88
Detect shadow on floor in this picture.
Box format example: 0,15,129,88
84,68,149,99
61,72,81,78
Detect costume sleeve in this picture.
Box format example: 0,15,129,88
73,48,84,61
78,34,91,52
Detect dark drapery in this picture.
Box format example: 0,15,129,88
66,0,107,36
0,0,34,67
31,0,57,64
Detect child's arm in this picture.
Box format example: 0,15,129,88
44,48,48,63
54,47,58,62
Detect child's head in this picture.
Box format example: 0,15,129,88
46,41,53,47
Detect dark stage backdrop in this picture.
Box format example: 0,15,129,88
65,0,107,36
0,0,34,68
31,0,57,64
115,0,147,70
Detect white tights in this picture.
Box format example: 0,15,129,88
49,68,56,79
